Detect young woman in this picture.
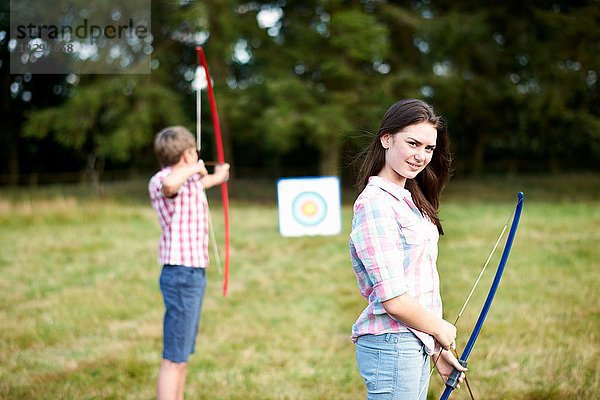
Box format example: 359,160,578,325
350,99,466,399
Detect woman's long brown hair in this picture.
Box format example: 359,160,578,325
356,99,452,234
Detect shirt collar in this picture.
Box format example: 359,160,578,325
367,176,412,201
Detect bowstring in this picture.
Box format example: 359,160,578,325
207,208,224,276
417,200,520,400
453,200,520,326
196,66,202,154
197,65,223,276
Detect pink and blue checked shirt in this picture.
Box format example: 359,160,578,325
350,176,442,354
149,167,209,269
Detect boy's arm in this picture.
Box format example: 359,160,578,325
162,162,208,197
200,163,230,189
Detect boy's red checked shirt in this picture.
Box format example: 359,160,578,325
350,176,442,355
149,167,209,268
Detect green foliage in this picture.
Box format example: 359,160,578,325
329,9,389,64
5,0,599,180
22,76,185,162
421,1,599,173
229,1,392,175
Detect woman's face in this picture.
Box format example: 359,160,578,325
378,121,437,186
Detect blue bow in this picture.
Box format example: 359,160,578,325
440,192,524,400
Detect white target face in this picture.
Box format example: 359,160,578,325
292,192,328,226
277,177,342,237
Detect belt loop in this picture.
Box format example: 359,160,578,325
385,333,398,343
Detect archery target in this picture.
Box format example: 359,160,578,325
292,192,327,226
277,177,342,237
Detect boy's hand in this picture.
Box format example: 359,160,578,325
196,160,209,177
199,162,230,189
214,163,230,184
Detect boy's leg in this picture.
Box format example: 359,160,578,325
178,365,187,400
158,266,206,399
157,359,187,400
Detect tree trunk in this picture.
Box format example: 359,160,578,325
1,70,19,185
319,139,340,176
471,135,486,176
84,153,104,194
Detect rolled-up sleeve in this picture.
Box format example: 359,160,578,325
350,197,408,304
149,171,167,201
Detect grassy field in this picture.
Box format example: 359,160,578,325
0,174,598,399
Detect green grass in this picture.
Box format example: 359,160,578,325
0,175,598,399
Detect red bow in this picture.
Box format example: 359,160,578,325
196,46,231,296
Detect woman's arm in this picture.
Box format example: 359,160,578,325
382,293,457,349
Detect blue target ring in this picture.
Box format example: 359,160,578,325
291,192,327,226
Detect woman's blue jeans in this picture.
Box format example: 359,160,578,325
356,332,430,400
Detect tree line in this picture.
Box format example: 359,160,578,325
1,0,598,185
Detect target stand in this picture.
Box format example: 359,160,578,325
277,176,342,237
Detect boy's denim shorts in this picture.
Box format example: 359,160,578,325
159,265,207,363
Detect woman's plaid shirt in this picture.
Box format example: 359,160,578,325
350,176,442,354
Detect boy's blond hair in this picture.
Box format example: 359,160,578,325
154,126,196,167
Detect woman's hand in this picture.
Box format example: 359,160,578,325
435,350,467,388
433,319,457,350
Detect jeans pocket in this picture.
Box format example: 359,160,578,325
356,343,396,396
356,345,380,392
159,267,175,288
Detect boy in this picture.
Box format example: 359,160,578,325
148,126,229,400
